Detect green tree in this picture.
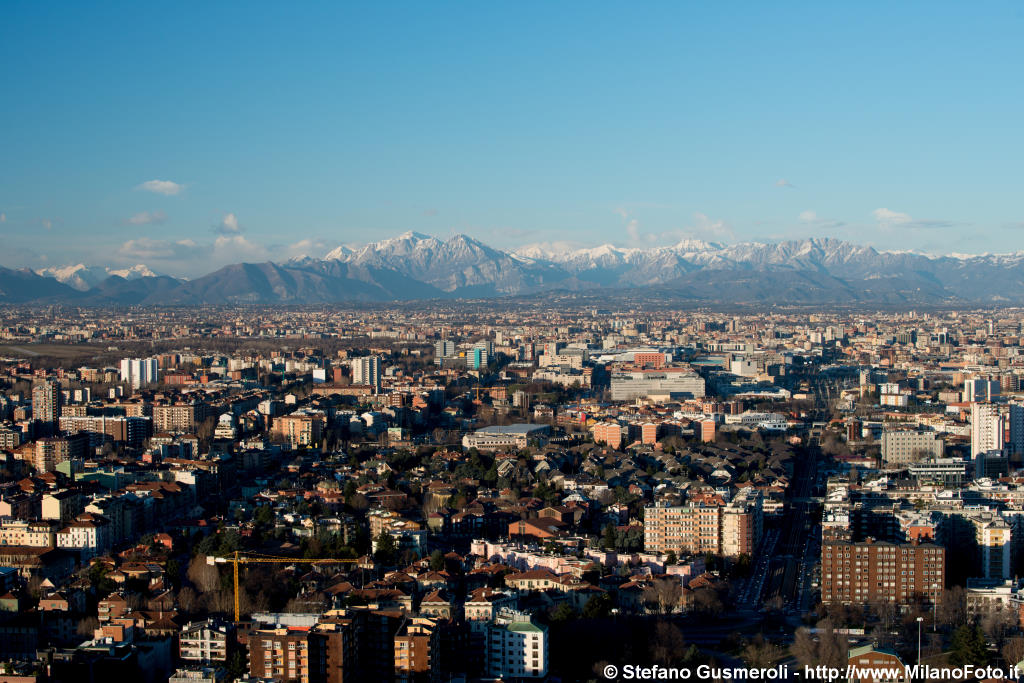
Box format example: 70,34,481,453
602,524,617,550
429,549,445,571
374,532,397,566
950,624,988,666
227,651,247,680
255,504,275,526
582,592,613,619
550,603,577,623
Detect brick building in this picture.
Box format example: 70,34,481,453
821,539,944,605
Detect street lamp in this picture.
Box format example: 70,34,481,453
916,616,924,666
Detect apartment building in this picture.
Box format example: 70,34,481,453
486,609,548,679
881,430,944,466
644,490,762,557
821,540,944,605
273,410,325,448
153,402,204,434
249,621,352,683
179,619,234,664
592,422,623,449
394,617,439,683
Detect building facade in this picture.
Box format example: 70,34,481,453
821,540,944,605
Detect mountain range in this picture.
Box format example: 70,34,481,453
3,232,1024,306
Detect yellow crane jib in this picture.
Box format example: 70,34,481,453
208,551,358,622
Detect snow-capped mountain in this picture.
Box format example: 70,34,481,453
323,231,566,294
34,263,161,291
16,233,1024,305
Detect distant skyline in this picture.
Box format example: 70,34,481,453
2,1,1024,277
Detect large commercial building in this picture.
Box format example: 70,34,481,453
881,430,944,466
433,341,455,365
820,540,944,605
644,489,762,557
462,424,551,451
964,378,1000,403
610,368,705,401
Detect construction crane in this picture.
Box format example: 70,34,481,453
208,550,358,622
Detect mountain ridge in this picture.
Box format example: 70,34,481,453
8,233,1024,305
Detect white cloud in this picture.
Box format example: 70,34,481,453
214,234,269,260
283,238,334,259
691,212,734,241
873,208,912,226
136,179,184,195
775,179,794,188
118,237,202,261
799,210,846,231
0,213,5,223
125,210,167,226
42,219,52,229
872,208,954,229
214,212,243,235
626,218,641,243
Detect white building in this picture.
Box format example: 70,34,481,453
881,430,945,465
213,413,237,440
119,357,159,389
352,356,381,392
179,619,234,663
609,369,705,401
487,609,548,679
971,402,1005,458
56,514,111,560
723,411,788,431
462,424,551,451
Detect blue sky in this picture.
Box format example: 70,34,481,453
2,1,1023,276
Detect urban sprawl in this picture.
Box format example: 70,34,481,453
0,304,1022,682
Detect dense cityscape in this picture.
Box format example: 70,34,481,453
5,1,1023,681
0,304,1020,681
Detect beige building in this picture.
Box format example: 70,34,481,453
645,490,762,557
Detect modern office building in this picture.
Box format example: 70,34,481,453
609,368,706,401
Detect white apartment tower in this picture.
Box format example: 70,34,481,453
486,609,548,679
352,355,381,392
119,357,158,389
971,402,1005,458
